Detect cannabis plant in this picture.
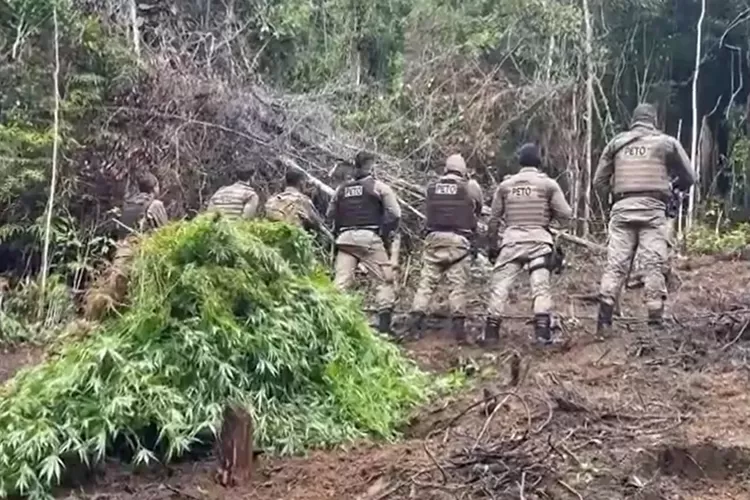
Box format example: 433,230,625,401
0,215,427,499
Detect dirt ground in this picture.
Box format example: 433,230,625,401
26,253,750,499
0,344,44,384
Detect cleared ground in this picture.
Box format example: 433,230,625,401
2,252,745,500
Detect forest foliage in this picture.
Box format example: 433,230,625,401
0,217,430,498
3,0,750,309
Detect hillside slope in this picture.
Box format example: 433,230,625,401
47,254,750,500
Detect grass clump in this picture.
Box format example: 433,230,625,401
0,215,428,499
686,222,750,255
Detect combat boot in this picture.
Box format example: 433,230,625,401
478,317,500,348
408,311,426,340
377,309,393,336
451,316,467,344
534,313,552,346
596,301,614,340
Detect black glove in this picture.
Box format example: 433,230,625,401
382,235,392,258
380,218,399,256
487,246,500,264
665,190,681,219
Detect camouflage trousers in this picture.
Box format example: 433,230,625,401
487,243,553,318
84,236,138,321
626,217,675,289
334,244,395,312
411,253,471,317
600,210,668,313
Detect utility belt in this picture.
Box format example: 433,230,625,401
337,224,380,235
526,245,565,274
613,191,670,204
424,227,475,239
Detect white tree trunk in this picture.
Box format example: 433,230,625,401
129,0,140,60
676,119,684,239
40,4,61,315
582,0,594,236
687,0,706,230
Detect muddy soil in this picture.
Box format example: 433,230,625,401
0,344,44,383
45,255,750,499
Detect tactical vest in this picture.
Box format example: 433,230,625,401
208,182,257,218
502,176,551,227
612,132,670,197
425,177,476,234
334,177,382,230
265,191,302,225
119,193,153,236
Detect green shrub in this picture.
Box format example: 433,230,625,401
0,275,75,345
686,222,750,255
0,215,428,499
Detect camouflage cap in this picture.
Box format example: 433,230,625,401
630,103,658,128
445,154,467,176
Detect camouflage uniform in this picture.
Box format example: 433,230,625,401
624,217,676,291
265,186,325,232
593,103,694,334
327,155,401,334
409,154,483,342
113,193,169,268
484,144,572,346
86,189,169,321
207,181,259,219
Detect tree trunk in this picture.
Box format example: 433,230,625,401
39,4,61,318
569,90,580,227
677,120,685,239
698,116,714,199
129,0,140,61
688,0,707,230
582,0,594,236
215,404,254,487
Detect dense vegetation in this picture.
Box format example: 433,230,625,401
2,0,750,494
3,1,750,264
0,217,429,498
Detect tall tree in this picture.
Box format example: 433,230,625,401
582,0,594,236
688,0,707,231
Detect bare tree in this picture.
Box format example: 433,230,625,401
129,0,141,61
582,0,594,236
39,3,61,315
687,0,707,230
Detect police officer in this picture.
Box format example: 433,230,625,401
593,103,694,336
118,172,169,236
87,172,168,321
265,167,327,237
327,151,401,334
484,143,572,346
207,167,259,219
408,154,483,343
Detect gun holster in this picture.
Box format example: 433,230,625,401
528,245,564,274
548,245,565,274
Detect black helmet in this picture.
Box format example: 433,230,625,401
518,143,542,167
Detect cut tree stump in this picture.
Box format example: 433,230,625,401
215,404,254,487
